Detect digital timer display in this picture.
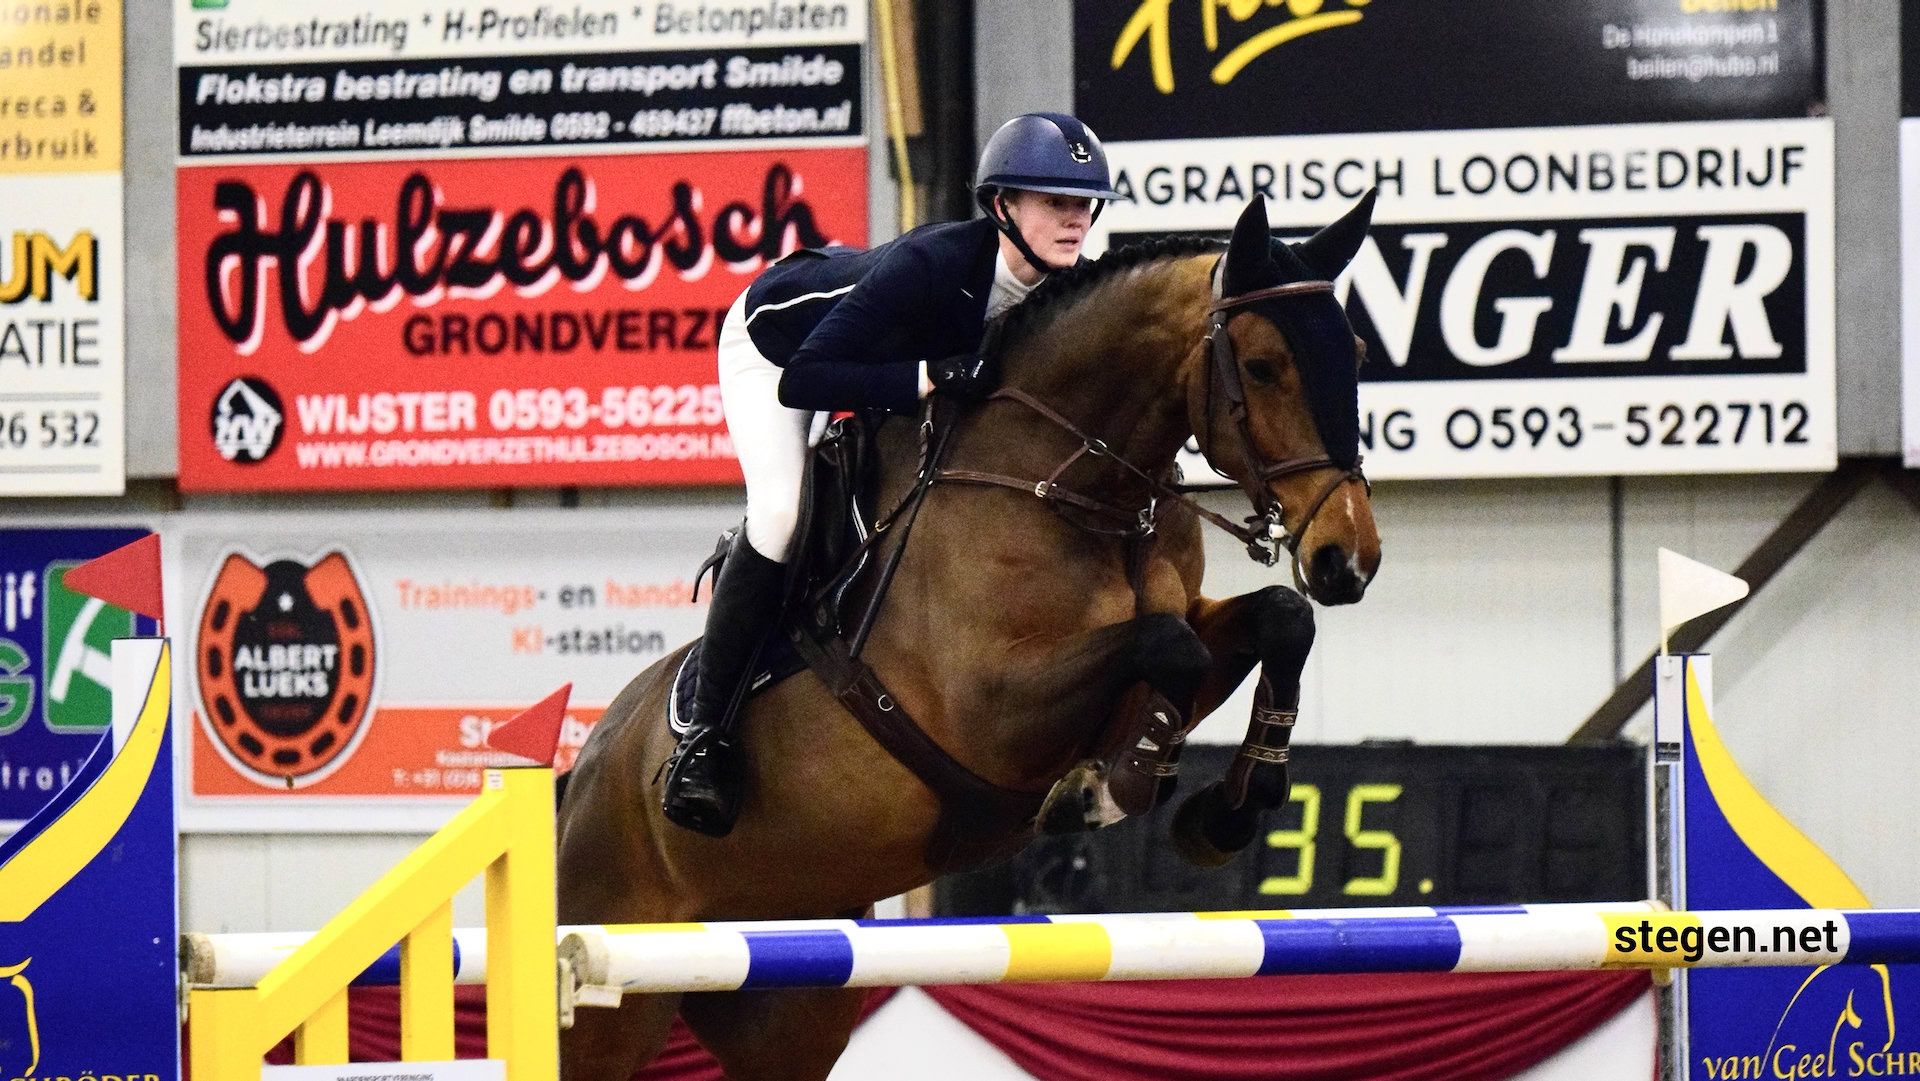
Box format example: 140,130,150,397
936,743,1644,915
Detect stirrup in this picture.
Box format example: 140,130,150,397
661,725,742,837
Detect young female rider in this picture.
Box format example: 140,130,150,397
662,112,1130,836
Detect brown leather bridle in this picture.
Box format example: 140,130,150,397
929,276,1368,575
1199,279,1369,569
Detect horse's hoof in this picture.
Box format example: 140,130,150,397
1038,778,1096,835
1170,782,1256,868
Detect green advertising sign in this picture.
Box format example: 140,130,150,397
39,562,134,734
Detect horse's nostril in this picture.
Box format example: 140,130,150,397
1308,544,1366,604
1309,544,1350,584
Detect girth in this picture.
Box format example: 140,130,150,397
787,622,1048,874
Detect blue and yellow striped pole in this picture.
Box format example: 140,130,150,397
557,905,1920,995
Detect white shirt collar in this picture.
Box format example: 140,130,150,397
986,248,1037,321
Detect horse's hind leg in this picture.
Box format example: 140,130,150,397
679,986,871,1080
1173,585,1315,867
561,992,682,1081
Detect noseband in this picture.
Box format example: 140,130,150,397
1201,279,1369,569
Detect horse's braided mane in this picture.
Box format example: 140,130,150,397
980,233,1225,363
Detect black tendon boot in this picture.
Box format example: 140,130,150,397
662,533,786,836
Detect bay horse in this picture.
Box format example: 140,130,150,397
556,193,1383,1079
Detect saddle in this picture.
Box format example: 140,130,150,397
677,414,1170,873
671,413,880,734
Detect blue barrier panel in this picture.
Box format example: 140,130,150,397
1673,655,1920,1079
0,640,178,1080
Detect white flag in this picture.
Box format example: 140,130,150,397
1657,548,1749,654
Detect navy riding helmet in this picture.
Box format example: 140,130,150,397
974,112,1129,272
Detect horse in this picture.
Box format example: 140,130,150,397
555,192,1384,1080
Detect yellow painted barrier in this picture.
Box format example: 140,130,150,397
188,767,557,1081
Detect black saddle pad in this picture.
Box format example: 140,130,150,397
668,634,807,734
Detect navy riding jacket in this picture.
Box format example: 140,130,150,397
743,217,1001,414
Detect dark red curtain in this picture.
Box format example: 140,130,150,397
189,971,1647,1080
924,971,1650,1081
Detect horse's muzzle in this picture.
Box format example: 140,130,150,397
1305,542,1370,605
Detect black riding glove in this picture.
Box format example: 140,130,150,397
928,352,1000,403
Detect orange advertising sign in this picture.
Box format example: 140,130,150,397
173,508,733,829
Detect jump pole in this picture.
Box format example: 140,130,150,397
184,902,1662,991
555,907,1920,996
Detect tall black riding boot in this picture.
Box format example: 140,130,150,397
661,532,785,836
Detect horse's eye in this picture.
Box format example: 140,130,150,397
1244,357,1278,384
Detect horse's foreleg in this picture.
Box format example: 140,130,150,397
1172,585,1315,868
1184,585,1314,718
993,612,1210,825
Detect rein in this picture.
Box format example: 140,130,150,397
930,278,1368,571
937,387,1259,546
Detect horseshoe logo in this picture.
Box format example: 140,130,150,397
197,551,378,788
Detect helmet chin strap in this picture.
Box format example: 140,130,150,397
994,192,1062,278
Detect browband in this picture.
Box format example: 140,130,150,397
1209,280,1336,314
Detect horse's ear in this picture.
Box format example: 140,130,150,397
1293,187,1377,279
1224,197,1273,293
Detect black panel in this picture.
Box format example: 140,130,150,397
1075,0,1823,141
1907,0,1920,116
935,743,1644,915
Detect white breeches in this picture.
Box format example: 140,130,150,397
717,292,813,562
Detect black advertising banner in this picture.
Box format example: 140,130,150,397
179,45,862,156
1076,0,1822,142
1077,1,1835,479
1115,211,1812,387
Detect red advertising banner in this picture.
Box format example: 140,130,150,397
175,149,867,490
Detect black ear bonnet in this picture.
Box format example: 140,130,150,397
1218,191,1376,469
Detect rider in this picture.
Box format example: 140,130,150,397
661,112,1131,836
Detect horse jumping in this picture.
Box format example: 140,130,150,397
555,193,1383,1080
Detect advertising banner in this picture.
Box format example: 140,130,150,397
1076,0,1821,140
0,0,125,495
174,0,868,492
169,507,733,831
0,525,159,826
1077,0,1835,479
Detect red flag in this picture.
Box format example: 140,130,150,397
486,683,571,767
63,533,165,625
